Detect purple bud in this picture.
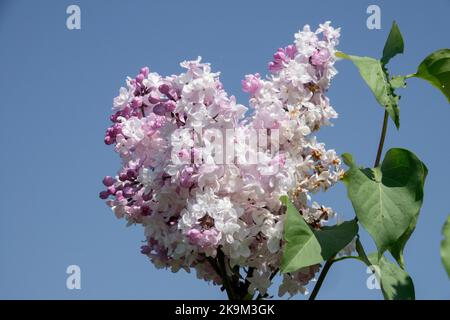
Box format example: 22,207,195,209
285,44,297,59
119,172,128,181
102,176,116,187
104,136,113,145
273,51,286,61
140,67,150,77
123,106,132,113
127,169,137,179
158,83,171,95
99,191,109,199
135,74,145,83
140,245,151,255
112,123,122,135
153,103,167,116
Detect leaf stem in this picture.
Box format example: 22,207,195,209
332,255,362,263
308,256,335,300
355,237,372,267
309,238,372,300
374,110,389,167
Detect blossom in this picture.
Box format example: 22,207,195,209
121,117,145,142
113,86,132,111
100,23,342,298
242,73,263,95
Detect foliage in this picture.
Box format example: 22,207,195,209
282,20,449,300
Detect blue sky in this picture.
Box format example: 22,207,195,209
0,0,449,299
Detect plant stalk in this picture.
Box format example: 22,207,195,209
308,256,335,300
374,111,389,167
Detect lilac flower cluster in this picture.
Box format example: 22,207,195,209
100,22,343,297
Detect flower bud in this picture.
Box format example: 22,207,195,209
102,176,116,187
127,168,137,179
119,172,128,181
135,74,145,84
158,83,171,95
153,103,167,116
104,136,114,145
285,44,297,59
139,67,150,77
140,245,151,255
273,51,286,61
99,191,109,199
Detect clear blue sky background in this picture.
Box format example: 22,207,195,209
0,0,449,299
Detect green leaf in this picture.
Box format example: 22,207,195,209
441,214,450,278
341,153,355,167
369,254,415,300
390,76,407,89
414,49,450,103
337,52,400,128
280,196,358,273
281,195,322,273
388,163,428,267
313,220,359,260
381,21,404,66
343,148,427,257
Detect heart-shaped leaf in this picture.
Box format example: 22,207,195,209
369,254,415,300
414,49,450,103
441,214,450,278
281,196,358,273
342,148,427,257
337,52,400,128
388,162,427,267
